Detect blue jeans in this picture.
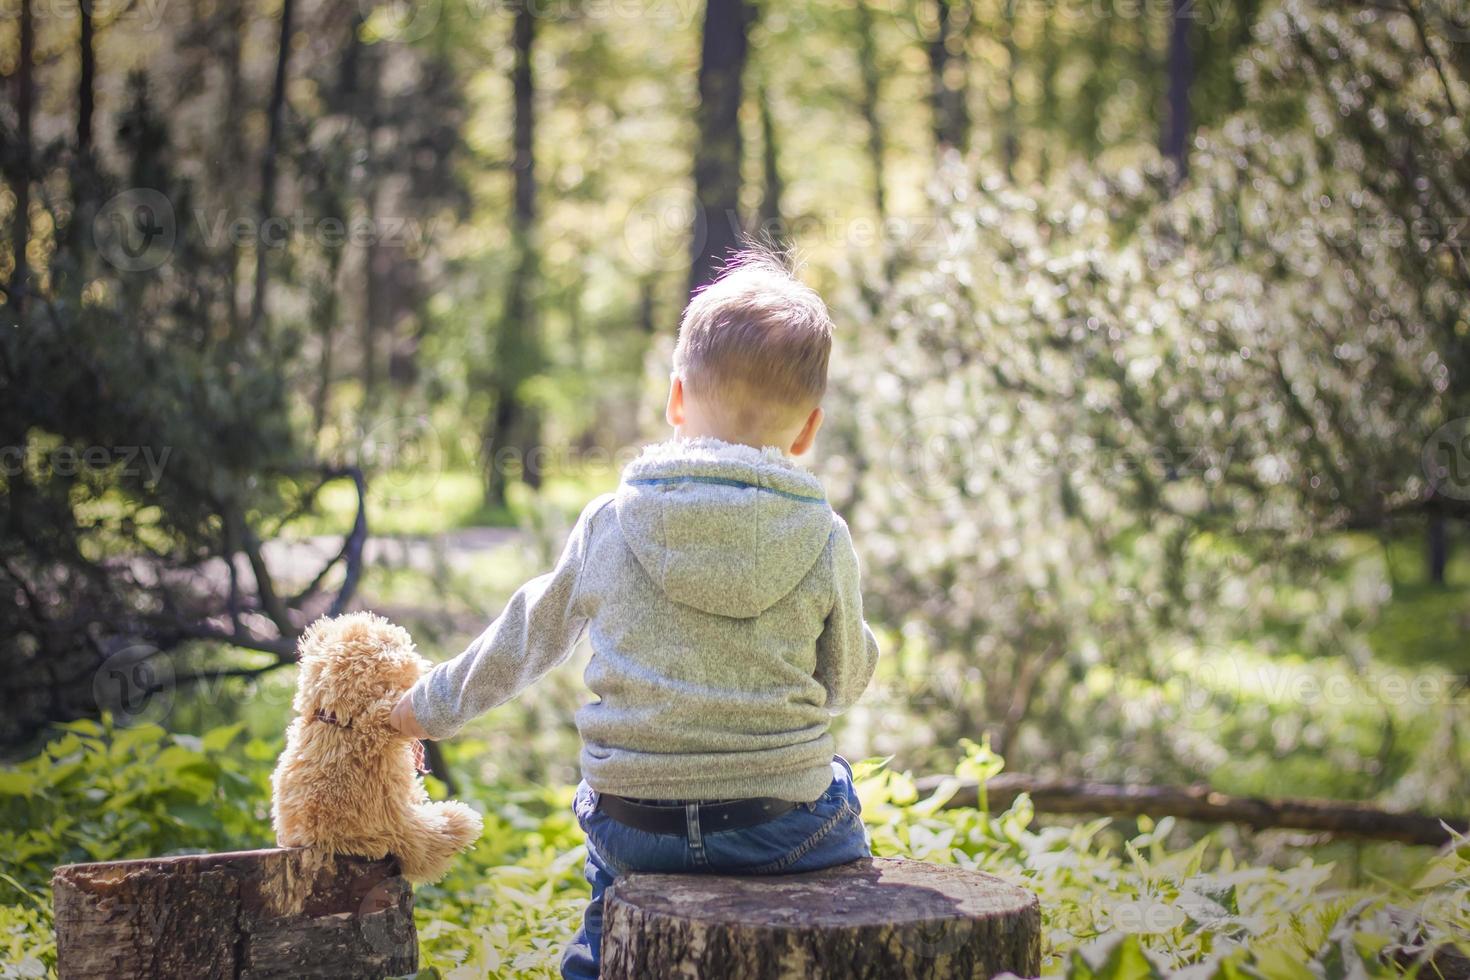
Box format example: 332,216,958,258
559,756,870,980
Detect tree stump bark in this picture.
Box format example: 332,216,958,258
602,857,1040,979
52,847,416,979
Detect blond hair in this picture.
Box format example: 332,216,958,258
674,250,833,433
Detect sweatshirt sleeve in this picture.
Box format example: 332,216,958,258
814,516,881,715
409,496,610,739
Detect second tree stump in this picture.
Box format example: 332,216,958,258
601,856,1040,979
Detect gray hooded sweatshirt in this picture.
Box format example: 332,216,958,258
408,437,881,802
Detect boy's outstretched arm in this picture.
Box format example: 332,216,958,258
815,516,881,715
398,496,611,740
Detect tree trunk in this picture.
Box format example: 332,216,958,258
52,848,416,979
602,857,1040,979
68,0,97,275
246,0,295,340
340,12,385,404
1162,0,1194,179
10,0,33,309
917,773,1470,847
1001,7,1020,180
1037,8,1057,178
1428,513,1449,585
483,0,542,506
688,0,753,296
1079,8,1113,156
926,0,971,155
77,0,94,157
311,236,343,440
855,0,887,222
756,84,783,236
219,0,249,340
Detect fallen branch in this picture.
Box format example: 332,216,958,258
289,465,368,617
916,773,1468,847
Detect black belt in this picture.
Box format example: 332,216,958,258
597,793,797,835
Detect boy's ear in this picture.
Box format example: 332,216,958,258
789,406,824,456
666,374,686,427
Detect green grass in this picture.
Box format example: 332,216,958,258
1366,528,1470,670
290,467,618,537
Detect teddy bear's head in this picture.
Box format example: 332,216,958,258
292,612,428,729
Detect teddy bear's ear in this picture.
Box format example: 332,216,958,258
290,619,358,722
291,652,335,720
293,662,369,728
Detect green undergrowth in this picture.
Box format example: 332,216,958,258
2,725,1465,979
289,467,615,538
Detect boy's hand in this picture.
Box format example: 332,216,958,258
388,693,430,739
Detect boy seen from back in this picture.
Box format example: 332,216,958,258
389,250,882,980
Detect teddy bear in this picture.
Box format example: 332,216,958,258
271,612,483,884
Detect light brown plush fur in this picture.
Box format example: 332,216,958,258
271,612,482,883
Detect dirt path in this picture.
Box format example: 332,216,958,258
261,527,523,582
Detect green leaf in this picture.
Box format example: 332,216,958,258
850,756,893,781
1252,945,1317,980
244,737,280,761
0,772,37,796
0,872,47,911
1413,859,1462,890
201,724,245,753
1070,934,1165,980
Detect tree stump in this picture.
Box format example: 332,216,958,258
601,857,1041,979
52,847,416,979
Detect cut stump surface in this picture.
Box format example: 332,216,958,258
602,856,1041,979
